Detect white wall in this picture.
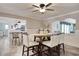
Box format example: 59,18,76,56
43,13,79,48
26,19,43,34
0,16,43,34
64,30,79,48
45,12,79,30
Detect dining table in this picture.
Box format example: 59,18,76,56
32,33,53,55
32,33,62,56
33,33,53,42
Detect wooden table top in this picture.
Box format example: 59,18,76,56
32,33,61,37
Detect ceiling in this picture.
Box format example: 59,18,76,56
0,3,79,20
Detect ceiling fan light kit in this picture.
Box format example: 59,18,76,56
39,8,46,12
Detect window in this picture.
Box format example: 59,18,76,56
5,24,9,29
52,19,76,34
60,22,75,34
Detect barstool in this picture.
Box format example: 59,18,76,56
10,32,23,46
11,32,22,46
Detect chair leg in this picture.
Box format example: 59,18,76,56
31,46,34,53
62,43,65,54
37,45,39,56
22,45,25,56
27,47,29,56
12,39,13,45
57,44,60,56
15,38,17,46
58,43,65,55
48,48,52,56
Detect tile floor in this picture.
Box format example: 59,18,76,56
0,36,79,56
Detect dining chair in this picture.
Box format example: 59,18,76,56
41,34,60,56
22,33,39,56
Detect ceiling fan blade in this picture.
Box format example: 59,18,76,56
32,10,38,12
46,3,52,7
46,9,54,11
32,5,39,8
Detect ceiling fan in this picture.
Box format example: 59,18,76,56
32,3,54,14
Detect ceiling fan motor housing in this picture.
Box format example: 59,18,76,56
40,4,45,9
